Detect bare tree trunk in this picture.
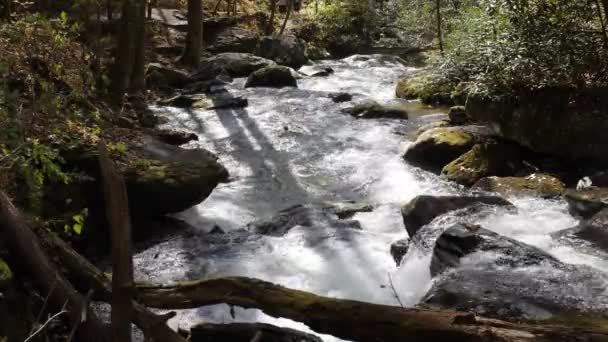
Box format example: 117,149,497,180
594,0,608,48
111,0,137,104
0,191,111,342
266,0,277,35
435,0,444,54
98,142,134,342
181,0,203,68
279,0,292,36
147,0,153,19
130,0,146,93
107,0,113,20
212,0,222,15
4,0,10,19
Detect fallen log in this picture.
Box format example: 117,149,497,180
0,191,111,342
37,227,187,342
136,277,608,342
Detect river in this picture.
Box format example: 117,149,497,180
141,55,608,341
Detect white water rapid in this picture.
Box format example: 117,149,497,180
139,55,608,341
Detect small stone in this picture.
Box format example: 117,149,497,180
329,92,353,103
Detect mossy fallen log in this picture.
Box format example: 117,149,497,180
135,277,608,342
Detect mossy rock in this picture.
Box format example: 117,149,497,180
0,257,13,290
245,66,298,88
341,101,408,119
124,138,229,217
395,71,454,105
473,174,565,198
403,127,475,172
448,106,467,125
441,141,524,186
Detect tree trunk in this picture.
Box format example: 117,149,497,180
181,0,203,68
130,0,146,93
266,0,277,35
594,0,608,48
0,191,111,342
98,142,134,342
602,0,608,40
279,0,292,36
4,0,10,19
111,0,137,103
435,0,444,54
135,277,608,342
107,0,113,20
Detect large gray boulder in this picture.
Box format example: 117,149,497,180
401,195,513,238
256,35,309,69
423,223,608,320
245,66,298,88
125,138,229,216
191,53,277,81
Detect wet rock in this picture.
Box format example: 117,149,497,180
390,238,410,265
155,128,198,146
472,174,564,198
441,140,525,186
448,106,467,125
191,322,322,342
403,127,475,172
183,79,229,95
306,44,331,60
125,138,229,216
329,201,373,219
341,101,408,119
300,65,335,77
556,208,608,253
329,92,353,103
423,223,608,320
209,225,225,234
158,94,248,110
207,26,260,54
401,195,513,238
395,73,453,105
192,53,276,81
245,66,298,88
145,63,191,89
256,35,309,69
564,188,608,219
247,204,362,237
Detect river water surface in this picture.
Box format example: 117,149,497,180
143,55,608,341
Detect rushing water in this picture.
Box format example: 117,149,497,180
142,55,608,340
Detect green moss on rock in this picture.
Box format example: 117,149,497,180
404,127,475,171
245,66,298,88
472,174,564,198
0,258,13,289
441,141,524,186
395,71,455,105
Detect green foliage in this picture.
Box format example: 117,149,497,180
64,208,88,236
419,0,608,95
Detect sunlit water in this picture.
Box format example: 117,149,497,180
141,55,608,340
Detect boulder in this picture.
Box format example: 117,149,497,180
125,138,229,216
306,45,331,60
441,140,525,186
395,73,453,105
390,238,410,265
145,63,191,89
472,174,564,198
158,94,248,110
465,88,608,165
401,195,513,238
191,322,322,342
245,66,298,88
341,101,408,120
300,65,335,77
206,26,260,54
192,53,277,81
413,119,451,139
403,127,475,172
154,129,198,146
329,92,353,103
423,223,608,320
564,188,608,219
246,204,363,237
447,106,467,125
256,35,309,69
556,208,608,253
